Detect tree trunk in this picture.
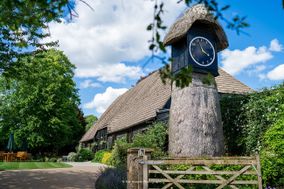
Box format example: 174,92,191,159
169,72,224,157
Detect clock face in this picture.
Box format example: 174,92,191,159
189,36,215,67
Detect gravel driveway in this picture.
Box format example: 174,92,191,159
0,162,105,189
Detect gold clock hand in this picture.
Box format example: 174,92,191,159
198,43,210,56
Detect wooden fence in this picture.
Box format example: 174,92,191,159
127,148,262,189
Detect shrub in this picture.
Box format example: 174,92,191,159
92,150,107,163
49,157,57,162
75,148,94,162
261,119,284,187
95,168,127,189
132,122,167,159
101,152,112,164
220,83,284,186
67,152,77,161
243,84,284,154
108,122,167,168
108,137,132,168
220,94,248,155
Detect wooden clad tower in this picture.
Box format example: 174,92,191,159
163,4,229,157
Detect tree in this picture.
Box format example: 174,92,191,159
0,49,85,154
85,115,98,131
0,1,69,70
0,0,94,72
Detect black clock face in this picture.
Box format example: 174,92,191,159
189,36,215,67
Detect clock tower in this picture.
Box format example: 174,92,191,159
164,4,228,157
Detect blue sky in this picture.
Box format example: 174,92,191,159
46,0,284,117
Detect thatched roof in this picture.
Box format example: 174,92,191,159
163,4,228,52
80,68,252,142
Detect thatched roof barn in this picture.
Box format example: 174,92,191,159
80,68,252,149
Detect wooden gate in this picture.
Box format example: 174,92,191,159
127,148,262,189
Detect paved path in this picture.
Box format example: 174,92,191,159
0,162,106,189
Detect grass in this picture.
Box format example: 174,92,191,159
0,162,72,171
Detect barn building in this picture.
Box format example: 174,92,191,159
79,68,252,151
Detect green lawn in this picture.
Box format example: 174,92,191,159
0,162,72,170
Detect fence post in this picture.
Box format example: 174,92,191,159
256,154,263,189
143,154,149,189
127,148,153,189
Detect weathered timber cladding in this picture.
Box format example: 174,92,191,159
169,72,224,157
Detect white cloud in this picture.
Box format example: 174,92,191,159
80,80,102,89
247,65,266,76
221,46,273,75
75,63,143,83
84,87,128,114
255,65,266,72
269,39,283,52
258,73,267,80
45,0,184,82
267,64,284,80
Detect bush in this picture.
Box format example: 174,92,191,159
95,168,127,189
92,150,107,163
101,152,112,164
108,137,132,168
220,83,284,187
220,94,248,155
44,156,49,162
132,122,167,159
48,157,57,162
75,148,94,162
67,152,77,161
261,119,284,187
243,85,284,153
108,122,167,168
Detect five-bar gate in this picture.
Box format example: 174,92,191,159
127,148,262,189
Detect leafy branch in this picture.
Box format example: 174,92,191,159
147,0,167,54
